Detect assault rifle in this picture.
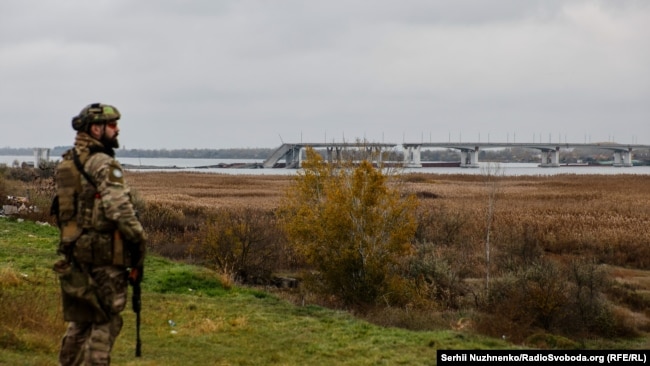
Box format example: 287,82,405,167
115,230,143,357
128,265,143,357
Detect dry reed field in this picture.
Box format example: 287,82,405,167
128,170,650,270
404,174,650,295
3,166,648,348
126,171,291,210
127,171,650,340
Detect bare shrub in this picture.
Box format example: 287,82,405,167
495,222,544,273
140,201,187,234
415,205,469,246
0,172,8,204
481,261,569,334
4,165,39,182
190,207,284,283
37,160,58,179
403,241,469,310
515,261,569,330
478,273,535,339
559,259,614,336
478,257,643,340
139,201,198,260
152,231,196,261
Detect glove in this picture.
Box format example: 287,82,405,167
129,267,143,285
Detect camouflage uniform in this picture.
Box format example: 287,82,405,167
54,104,145,366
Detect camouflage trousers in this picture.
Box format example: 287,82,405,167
58,265,128,366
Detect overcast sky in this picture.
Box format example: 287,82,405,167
1,0,648,150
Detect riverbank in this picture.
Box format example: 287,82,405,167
1,169,649,360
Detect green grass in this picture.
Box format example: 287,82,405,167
1,216,514,365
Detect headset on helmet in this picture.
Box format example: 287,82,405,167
71,103,121,131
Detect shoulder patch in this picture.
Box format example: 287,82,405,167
108,163,125,184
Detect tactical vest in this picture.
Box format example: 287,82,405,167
51,148,128,266
51,148,89,250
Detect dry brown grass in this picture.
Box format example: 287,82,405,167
129,170,650,272
129,172,650,252
127,171,650,339
126,171,291,210
404,174,650,267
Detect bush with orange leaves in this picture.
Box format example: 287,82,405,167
279,148,418,306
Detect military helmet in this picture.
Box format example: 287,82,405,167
72,103,121,131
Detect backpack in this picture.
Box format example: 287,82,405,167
50,148,97,254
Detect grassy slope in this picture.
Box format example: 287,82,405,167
0,217,512,366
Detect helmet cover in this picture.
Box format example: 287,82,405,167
72,103,120,131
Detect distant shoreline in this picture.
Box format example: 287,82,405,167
121,162,265,170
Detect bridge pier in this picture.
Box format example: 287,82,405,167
403,145,422,168
366,146,384,166
459,147,480,168
613,149,633,167
326,146,344,164
539,147,560,167
33,148,50,168
284,146,303,168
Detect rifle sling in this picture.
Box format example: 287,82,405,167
72,149,97,189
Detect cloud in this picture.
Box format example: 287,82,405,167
0,0,648,149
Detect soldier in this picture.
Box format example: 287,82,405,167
52,103,146,365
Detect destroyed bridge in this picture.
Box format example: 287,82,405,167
261,142,650,169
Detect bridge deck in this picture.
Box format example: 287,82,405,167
262,142,650,168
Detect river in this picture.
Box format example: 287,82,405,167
2,155,649,176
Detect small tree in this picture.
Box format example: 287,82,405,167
280,148,418,306
482,162,502,293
